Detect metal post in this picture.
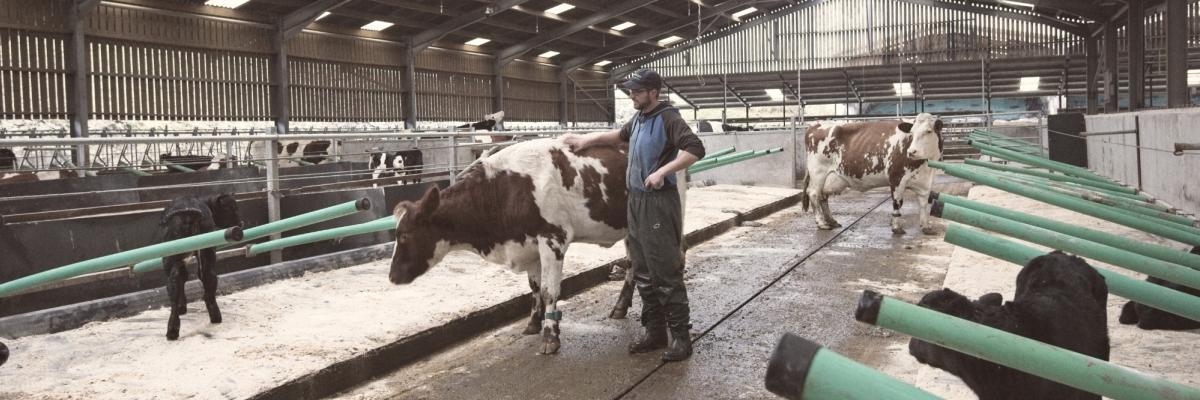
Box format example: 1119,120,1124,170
1104,21,1119,113
1128,0,1145,110
66,1,97,176
448,132,457,185
765,333,940,400
1167,0,1189,107
265,137,282,264
404,44,418,130
1085,35,1099,114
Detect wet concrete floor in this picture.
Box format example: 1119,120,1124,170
334,186,960,400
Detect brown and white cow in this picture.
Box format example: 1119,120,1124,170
387,137,629,355
801,113,943,234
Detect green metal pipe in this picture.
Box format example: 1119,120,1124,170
0,227,243,298
988,174,1187,223
931,201,1200,291
689,149,782,174
122,167,152,177
964,158,1141,196
972,141,1115,184
245,216,396,257
855,289,1200,400
692,149,757,167
969,137,1043,156
765,333,941,400
690,155,758,173
980,170,1196,228
943,223,1200,323
701,147,737,160
132,198,373,274
161,160,195,173
930,161,1200,246
999,172,1160,208
933,192,1200,272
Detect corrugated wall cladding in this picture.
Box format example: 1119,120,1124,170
505,78,559,121
415,70,493,121
0,1,610,123
290,58,405,121
289,32,406,67
647,0,1085,76
0,29,68,119
416,48,491,76
0,0,68,32
88,3,273,54
503,60,559,83
88,39,269,120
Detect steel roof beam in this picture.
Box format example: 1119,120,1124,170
495,0,661,67
410,0,534,52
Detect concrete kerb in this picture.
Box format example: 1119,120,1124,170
248,192,803,400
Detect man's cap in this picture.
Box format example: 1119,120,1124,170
622,68,662,91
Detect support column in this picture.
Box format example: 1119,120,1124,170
1128,0,1145,110
403,44,418,130
493,61,505,129
1166,0,1189,108
269,30,290,135
1104,21,1119,113
66,1,99,172
558,70,569,127
1086,34,1100,115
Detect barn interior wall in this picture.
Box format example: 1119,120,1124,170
1085,108,1200,215
0,0,610,125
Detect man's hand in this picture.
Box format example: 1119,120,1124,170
562,133,587,151
643,171,666,190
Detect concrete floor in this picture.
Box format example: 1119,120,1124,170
334,182,965,399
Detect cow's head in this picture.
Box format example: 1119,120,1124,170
206,193,244,229
898,113,943,160
389,187,447,284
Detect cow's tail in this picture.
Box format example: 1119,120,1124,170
800,170,811,212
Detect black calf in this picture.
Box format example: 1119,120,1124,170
0,148,15,170
909,251,1109,400
158,193,243,340
1119,246,1200,330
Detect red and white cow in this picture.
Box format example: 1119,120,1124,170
387,137,628,355
801,113,943,234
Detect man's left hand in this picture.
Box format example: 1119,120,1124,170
644,171,665,190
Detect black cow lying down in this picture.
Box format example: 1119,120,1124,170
158,193,243,340
909,251,1109,400
1119,245,1200,330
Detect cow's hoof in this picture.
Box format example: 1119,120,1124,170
892,227,906,235
609,308,628,320
921,227,938,236
522,320,542,335
166,329,179,341
830,221,843,228
817,224,834,230
539,338,561,355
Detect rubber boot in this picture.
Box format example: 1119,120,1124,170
628,326,668,354
662,326,692,361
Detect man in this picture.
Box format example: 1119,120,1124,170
563,68,705,362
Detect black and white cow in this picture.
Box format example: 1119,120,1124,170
276,140,331,166
909,251,1109,400
158,193,244,340
457,111,505,131
802,113,943,234
369,149,423,185
1119,245,1200,330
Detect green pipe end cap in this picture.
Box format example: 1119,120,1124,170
856,290,884,325
765,333,822,400
355,198,372,211
225,227,244,242
930,200,945,218
0,341,8,367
